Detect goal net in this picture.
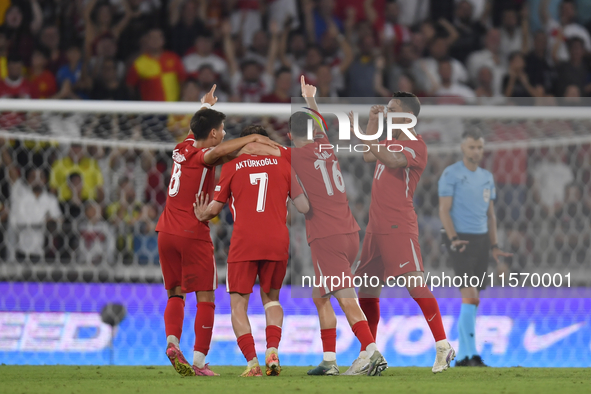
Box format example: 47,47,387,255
0,98,589,367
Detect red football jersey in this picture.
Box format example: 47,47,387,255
155,135,215,240
283,134,360,244
213,155,303,262
366,136,428,236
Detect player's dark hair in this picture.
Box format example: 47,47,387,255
288,111,310,138
240,124,269,137
190,108,226,140
240,59,260,71
462,129,483,141
391,91,421,116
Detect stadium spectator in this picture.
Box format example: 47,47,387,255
346,34,378,97
83,0,132,57
450,0,487,63
168,80,202,142
499,6,530,61
283,31,307,69
90,58,129,101
540,0,591,63
195,64,228,101
474,66,504,104
228,0,263,47
553,37,590,97
396,0,430,27
379,0,411,56
303,0,343,43
386,43,430,94
9,168,61,263
116,0,161,60
503,52,537,99
183,31,228,79
133,203,160,265
224,20,277,102
467,29,505,97
126,28,186,101
261,67,292,103
0,55,37,129
0,55,35,99
0,139,17,260
168,0,208,56
50,144,105,203
38,25,66,75
531,147,575,215
29,49,57,99
422,35,468,92
107,176,142,264
78,201,115,266
435,58,475,100
524,31,554,95
89,36,126,82
56,44,90,100
4,3,40,66
0,30,7,79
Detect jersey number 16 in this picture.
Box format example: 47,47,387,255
314,159,345,196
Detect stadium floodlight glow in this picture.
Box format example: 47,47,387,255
305,109,417,141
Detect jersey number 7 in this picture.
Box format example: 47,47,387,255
250,172,269,212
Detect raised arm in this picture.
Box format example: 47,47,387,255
168,0,183,27
222,20,238,76
302,0,317,43
539,0,550,26
266,21,281,76
521,4,530,53
112,0,133,39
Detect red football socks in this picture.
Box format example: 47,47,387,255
358,296,380,340
320,328,337,353
164,296,184,340
408,286,446,342
266,325,282,349
194,302,215,355
237,333,257,361
352,320,375,351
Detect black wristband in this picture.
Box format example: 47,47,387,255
451,236,459,242
491,244,499,251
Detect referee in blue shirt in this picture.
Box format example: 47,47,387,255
438,130,512,367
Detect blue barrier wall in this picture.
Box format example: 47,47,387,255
1,282,590,367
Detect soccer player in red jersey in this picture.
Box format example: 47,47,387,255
194,125,310,377
156,86,281,377
282,77,386,376
355,93,456,373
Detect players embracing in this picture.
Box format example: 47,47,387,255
156,86,282,377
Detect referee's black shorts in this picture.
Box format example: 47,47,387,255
445,233,490,290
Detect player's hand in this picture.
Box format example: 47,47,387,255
492,247,513,264
301,75,317,98
348,111,365,135
450,239,469,253
369,105,385,118
201,84,218,106
193,192,209,222
252,134,283,148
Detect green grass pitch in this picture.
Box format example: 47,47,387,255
1,365,589,394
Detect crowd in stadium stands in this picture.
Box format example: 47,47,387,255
0,0,590,274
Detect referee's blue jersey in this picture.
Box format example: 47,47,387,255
438,161,496,234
